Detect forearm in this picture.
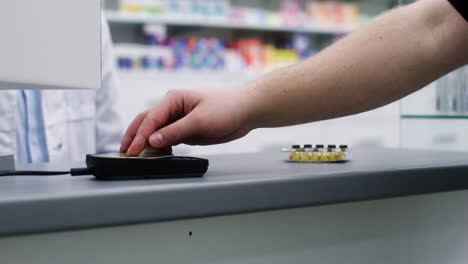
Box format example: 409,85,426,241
242,0,468,129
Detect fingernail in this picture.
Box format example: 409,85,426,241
150,133,165,147
126,135,143,156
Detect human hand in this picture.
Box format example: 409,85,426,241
120,87,254,156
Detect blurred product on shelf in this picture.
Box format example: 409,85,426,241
436,67,468,116
115,25,323,73
117,0,361,29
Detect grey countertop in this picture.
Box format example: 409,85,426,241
1,148,468,238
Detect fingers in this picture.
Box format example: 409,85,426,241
126,91,183,156
121,88,249,154
148,115,199,148
120,110,149,153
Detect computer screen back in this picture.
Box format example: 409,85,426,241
0,0,101,90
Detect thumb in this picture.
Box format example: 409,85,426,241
148,115,199,148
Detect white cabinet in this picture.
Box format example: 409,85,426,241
400,67,468,151
401,118,468,151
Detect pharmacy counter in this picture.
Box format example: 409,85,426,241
2,148,468,264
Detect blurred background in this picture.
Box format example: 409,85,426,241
102,0,468,155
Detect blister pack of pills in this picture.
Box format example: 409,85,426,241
282,145,349,163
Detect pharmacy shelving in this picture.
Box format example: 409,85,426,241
105,10,355,35
400,67,468,151
400,69,468,119
107,0,403,155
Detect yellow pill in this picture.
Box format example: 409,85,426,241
320,154,329,162
296,154,302,161
339,153,347,160
311,154,319,162
301,154,310,162
289,153,296,161
331,154,339,161
291,152,302,162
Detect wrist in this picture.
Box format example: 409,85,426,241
234,83,265,131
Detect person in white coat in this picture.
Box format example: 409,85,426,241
0,16,123,163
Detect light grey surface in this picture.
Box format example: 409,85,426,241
0,155,15,171
2,191,468,264
1,148,468,237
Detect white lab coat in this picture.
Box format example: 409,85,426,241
0,16,123,162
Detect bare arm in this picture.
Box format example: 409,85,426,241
121,0,468,156
244,0,468,128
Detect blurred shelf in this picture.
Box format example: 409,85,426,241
401,115,468,120
116,70,260,94
105,11,356,35
117,70,261,81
